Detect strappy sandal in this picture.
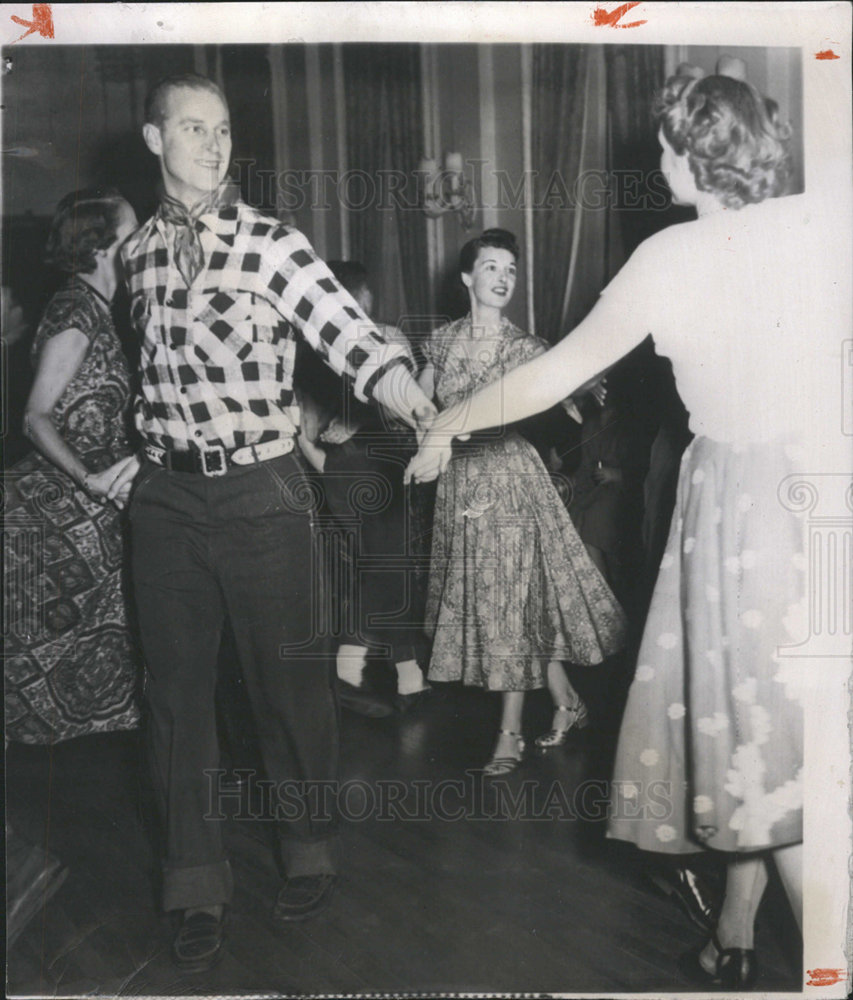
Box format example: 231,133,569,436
535,702,589,750
483,729,525,777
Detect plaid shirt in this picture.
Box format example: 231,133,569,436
121,200,414,451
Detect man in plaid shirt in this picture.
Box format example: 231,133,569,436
110,73,436,972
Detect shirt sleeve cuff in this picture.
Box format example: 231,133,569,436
357,352,415,403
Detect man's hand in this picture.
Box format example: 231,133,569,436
589,379,608,407
591,463,623,486
561,398,583,424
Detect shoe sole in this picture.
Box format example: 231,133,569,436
272,885,336,924
172,946,226,976
172,933,227,975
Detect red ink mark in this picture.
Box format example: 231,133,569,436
815,49,840,60
807,969,845,987
592,1,647,28
9,3,54,43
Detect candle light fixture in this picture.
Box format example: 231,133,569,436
418,151,476,230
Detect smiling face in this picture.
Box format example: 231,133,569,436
143,85,232,207
462,246,518,310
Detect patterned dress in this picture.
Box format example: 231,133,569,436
607,438,805,852
591,195,829,854
423,315,627,691
3,279,141,743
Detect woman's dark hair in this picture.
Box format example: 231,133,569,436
655,73,793,208
327,259,369,298
459,228,520,275
44,188,128,275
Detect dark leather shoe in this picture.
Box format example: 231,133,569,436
172,909,227,973
337,680,394,718
647,865,720,931
678,932,758,990
394,685,432,713
273,873,337,923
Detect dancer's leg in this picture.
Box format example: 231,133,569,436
698,855,768,972
490,690,525,762
545,660,586,732
772,842,803,934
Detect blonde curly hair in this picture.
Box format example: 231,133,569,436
655,73,793,209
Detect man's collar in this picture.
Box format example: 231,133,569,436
156,179,241,219
152,181,245,242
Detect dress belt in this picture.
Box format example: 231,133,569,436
143,438,294,477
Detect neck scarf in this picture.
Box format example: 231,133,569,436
156,180,241,287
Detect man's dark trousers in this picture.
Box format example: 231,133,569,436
130,451,338,911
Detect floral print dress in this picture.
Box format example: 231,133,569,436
423,315,627,691
4,279,141,743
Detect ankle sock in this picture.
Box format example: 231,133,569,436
336,645,367,686
395,659,426,695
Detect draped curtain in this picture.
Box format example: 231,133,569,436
531,45,588,342
532,44,665,341
605,45,667,277
342,45,431,329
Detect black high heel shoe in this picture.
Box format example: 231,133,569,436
646,864,720,931
678,930,758,990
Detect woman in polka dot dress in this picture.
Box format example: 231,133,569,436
406,65,841,988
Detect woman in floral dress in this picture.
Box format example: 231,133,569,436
4,189,142,743
419,229,627,774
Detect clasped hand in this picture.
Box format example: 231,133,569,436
88,454,141,510
404,428,454,484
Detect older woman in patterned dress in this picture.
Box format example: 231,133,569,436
4,189,141,743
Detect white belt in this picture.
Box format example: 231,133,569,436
143,437,294,477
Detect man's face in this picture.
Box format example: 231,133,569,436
144,86,232,207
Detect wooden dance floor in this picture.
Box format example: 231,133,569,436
7,680,801,996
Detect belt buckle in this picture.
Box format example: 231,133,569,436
201,446,227,477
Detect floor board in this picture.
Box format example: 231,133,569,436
6,685,802,995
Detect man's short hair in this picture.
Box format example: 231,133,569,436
144,73,226,128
